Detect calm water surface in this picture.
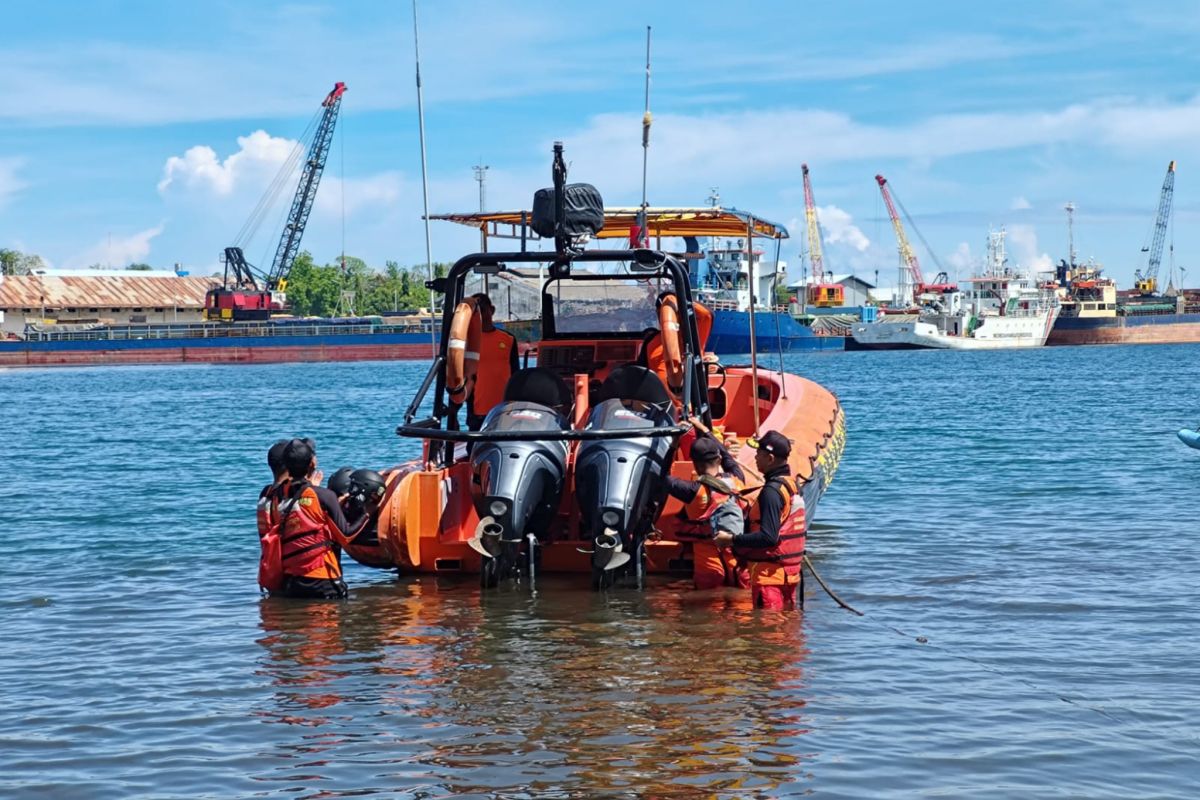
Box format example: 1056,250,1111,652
2,345,1198,798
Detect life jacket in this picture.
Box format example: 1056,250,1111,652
257,480,289,593
472,328,517,416
676,472,746,540
277,481,341,578
737,475,805,566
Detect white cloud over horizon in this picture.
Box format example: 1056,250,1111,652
64,223,166,269
0,158,26,209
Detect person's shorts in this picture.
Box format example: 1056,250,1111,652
280,575,348,600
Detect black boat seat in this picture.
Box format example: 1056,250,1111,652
502,367,573,413
596,364,671,407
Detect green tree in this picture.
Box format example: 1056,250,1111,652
127,263,154,271
0,248,46,276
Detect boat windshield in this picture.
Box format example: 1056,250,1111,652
546,275,661,335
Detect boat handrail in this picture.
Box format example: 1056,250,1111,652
396,421,690,442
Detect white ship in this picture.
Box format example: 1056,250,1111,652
851,228,1060,351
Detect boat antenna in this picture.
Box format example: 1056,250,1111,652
638,25,652,245
747,217,761,434
771,233,787,399
412,0,436,356
1065,202,1076,268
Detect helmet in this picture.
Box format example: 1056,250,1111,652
349,469,387,503
349,469,387,506
327,466,355,495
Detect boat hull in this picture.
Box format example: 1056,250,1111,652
0,331,440,368
707,309,844,354
369,368,845,578
851,308,1058,350
1047,312,1200,346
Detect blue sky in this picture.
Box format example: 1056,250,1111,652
2,0,1199,288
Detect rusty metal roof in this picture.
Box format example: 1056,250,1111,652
0,275,220,309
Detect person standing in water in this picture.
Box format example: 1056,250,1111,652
665,432,747,590
275,438,369,600
713,431,804,610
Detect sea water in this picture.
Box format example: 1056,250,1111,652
1,345,1197,798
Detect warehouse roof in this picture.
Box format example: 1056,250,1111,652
0,275,219,309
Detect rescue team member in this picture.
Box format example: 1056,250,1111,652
665,434,747,590
466,293,519,431
257,439,290,540
275,438,369,600
713,430,804,610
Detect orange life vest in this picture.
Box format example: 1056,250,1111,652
257,480,290,592
472,327,517,416
277,482,342,579
676,471,745,540
738,476,805,566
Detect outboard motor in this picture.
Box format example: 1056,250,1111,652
468,368,571,586
575,365,678,587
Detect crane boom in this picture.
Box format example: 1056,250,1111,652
206,82,347,322
875,174,924,289
267,82,347,291
1136,160,1175,296
802,163,825,282
801,164,844,307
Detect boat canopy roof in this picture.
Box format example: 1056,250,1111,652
430,206,789,242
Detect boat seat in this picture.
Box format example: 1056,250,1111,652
596,364,671,407
502,367,573,414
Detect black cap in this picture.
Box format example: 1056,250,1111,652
748,430,791,458
689,437,722,462
267,439,289,474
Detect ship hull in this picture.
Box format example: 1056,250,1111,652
1047,313,1200,346
850,308,1058,350
0,331,440,368
707,309,844,354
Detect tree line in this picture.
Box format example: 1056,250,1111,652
1,247,452,318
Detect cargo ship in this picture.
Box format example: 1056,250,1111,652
0,316,440,368
1046,259,1200,346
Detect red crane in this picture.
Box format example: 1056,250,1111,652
875,174,954,302
206,82,348,321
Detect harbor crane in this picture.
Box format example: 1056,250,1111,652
802,164,844,308
205,82,347,321
875,174,954,304
1134,160,1175,297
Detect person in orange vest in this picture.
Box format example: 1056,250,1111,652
274,438,370,599
713,430,804,610
665,434,747,590
256,439,290,542
466,293,519,431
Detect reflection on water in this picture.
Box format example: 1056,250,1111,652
5,351,1200,798
254,578,813,797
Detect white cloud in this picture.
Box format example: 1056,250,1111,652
816,205,870,252
1006,225,1053,272
1011,196,1032,210
563,94,1200,192
64,224,165,269
158,130,300,196
947,242,974,274
0,158,26,209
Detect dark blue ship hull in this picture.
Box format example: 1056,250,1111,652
706,309,845,354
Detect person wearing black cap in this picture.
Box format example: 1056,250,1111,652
256,439,291,542
273,438,370,599
713,430,804,610
665,428,747,590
